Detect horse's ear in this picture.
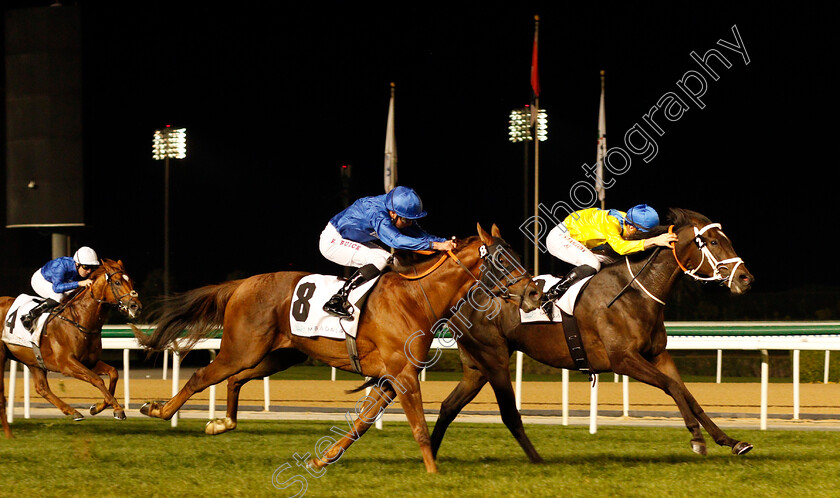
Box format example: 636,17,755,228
476,222,492,245
491,224,501,238
117,260,124,268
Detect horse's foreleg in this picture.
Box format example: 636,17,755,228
206,349,307,435
613,351,710,455
485,368,544,464
28,366,86,420
651,351,752,455
430,362,488,459
309,380,397,469
391,372,438,473
0,348,13,438
89,361,119,417
56,358,126,420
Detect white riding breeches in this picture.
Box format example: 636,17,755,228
319,223,390,271
31,270,66,302
545,223,613,271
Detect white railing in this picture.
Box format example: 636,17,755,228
6,322,840,431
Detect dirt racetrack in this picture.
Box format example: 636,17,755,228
6,372,840,422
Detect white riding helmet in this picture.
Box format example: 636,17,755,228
73,246,100,266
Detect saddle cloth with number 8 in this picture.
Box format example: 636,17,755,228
289,274,379,340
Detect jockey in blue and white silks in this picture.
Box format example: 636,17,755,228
319,186,454,318
21,246,101,331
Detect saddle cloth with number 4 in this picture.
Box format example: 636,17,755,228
289,274,379,340
2,295,49,348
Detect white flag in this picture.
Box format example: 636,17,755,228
384,83,397,193
595,71,607,206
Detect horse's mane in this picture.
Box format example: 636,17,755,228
603,208,710,265
390,236,478,271
666,208,711,229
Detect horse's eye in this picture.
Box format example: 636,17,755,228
710,240,719,246
115,280,122,286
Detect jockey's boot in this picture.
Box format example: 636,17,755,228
20,298,59,332
323,264,381,318
542,265,598,310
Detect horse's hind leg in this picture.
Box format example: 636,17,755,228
309,379,398,469
651,351,752,455
0,348,13,438
206,349,307,435
89,361,122,418
430,354,489,459
28,366,86,421
141,339,271,421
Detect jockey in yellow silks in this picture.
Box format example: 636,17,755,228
544,205,676,300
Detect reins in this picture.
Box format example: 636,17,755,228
607,247,662,308
398,250,462,280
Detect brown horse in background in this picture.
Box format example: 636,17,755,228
0,259,142,438
431,209,755,461
135,224,541,473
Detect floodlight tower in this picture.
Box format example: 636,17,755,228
152,126,187,298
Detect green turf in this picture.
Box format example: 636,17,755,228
1,418,838,497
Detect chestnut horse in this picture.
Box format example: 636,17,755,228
135,224,541,473
430,209,756,461
0,259,142,438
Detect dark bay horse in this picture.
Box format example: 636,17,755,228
0,259,142,437
430,209,755,461
135,224,541,473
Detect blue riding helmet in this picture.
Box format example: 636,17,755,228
625,204,660,232
385,186,428,219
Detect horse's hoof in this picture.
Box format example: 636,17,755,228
205,417,236,435
732,441,753,455
114,410,126,421
308,458,328,470
140,402,157,417
691,440,707,456
72,411,85,421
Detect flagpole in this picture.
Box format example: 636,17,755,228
384,82,397,193
532,15,540,275
596,70,607,210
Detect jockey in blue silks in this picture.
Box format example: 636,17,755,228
319,186,454,318
21,246,101,331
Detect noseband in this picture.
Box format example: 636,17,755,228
92,268,140,314
670,223,744,288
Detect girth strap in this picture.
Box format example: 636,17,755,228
345,333,362,374
559,309,594,379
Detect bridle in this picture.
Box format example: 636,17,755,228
52,266,139,334
91,267,140,314
670,223,744,288
619,222,745,307
478,242,533,304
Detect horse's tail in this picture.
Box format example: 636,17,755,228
133,279,245,354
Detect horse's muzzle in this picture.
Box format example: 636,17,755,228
121,291,142,319
728,265,754,295
519,280,543,313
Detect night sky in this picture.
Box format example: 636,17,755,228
2,1,838,319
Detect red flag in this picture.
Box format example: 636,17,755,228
530,17,540,97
